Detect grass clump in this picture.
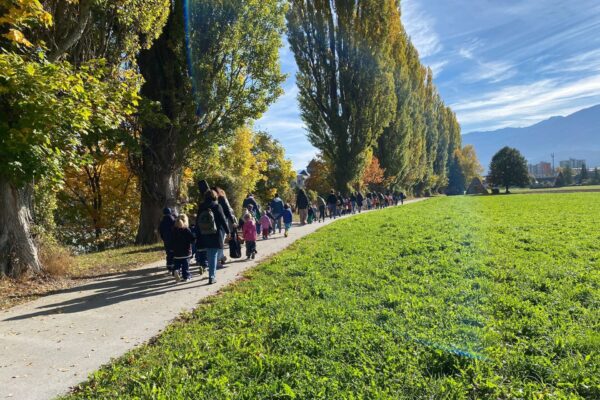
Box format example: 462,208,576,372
64,193,600,399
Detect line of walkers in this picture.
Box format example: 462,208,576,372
159,187,295,285
159,184,406,284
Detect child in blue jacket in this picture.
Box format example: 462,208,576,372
282,203,293,238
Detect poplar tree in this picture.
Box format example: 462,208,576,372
135,0,285,244
287,0,399,191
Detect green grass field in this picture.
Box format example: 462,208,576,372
65,194,600,399
511,185,600,194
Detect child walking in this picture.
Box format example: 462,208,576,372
282,203,293,238
171,214,195,283
242,213,258,259
259,211,272,240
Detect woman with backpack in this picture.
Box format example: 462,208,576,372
195,189,230,285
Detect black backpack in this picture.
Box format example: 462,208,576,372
197,208,217,235
229,234,242,259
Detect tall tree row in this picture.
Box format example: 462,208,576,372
287,0,400,191
289,0,462,194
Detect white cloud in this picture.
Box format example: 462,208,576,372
454,75,600,131
402,0,442,58
458,41,516,83
464,60,517,84
541,49,600,74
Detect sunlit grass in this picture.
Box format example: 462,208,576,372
64,194,600,399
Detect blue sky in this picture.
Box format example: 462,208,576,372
255,1,600,170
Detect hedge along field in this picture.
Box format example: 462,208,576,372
64,194,600,399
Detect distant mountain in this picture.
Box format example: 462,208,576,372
462,105,600,172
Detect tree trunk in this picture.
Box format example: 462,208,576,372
135,144,180,244
134,0,191,245
0,179,43,278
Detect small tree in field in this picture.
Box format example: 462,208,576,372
488,147,529,193
554,171,566,188
578,162,589,184
563,165,574,185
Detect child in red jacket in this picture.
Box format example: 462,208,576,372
259,211,272,240
242,213,258,259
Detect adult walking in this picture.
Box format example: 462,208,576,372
215,187,236,267
243,193,261,234
159,208,176,272
326,190,338,219
270,193,284,233
356,191,364,213
296,188,310,225
196,189,230,285
317,195,326,222
242,193,260,213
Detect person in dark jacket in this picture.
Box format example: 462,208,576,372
377,192,385,209
159,208,176,272
282,203,293,237
296,189,310,225
356,192,364,213
270,193,285,233
215,187,236,268
336,191,344,217
171,214,195,282
326,190,337,219
196,189,230,285
242,193,260,215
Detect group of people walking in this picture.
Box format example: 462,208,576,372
159,183,406,285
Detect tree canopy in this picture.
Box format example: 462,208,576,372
288,0,463,193
488,147,530,193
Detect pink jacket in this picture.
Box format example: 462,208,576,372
259,215,272,229
243,219,257,242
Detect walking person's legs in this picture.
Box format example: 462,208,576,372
207,248,219,284
173,258,183,282
217,230,226,265
164,242,174,272
299,208,307,224
246,241,256,258
284,222,291,237
181,257,191,281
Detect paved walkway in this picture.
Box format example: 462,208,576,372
0,200,424,399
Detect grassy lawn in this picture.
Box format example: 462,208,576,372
65,194,600,399
73,244,164,278
510,185,600,194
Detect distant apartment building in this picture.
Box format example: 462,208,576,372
528,161,553,178
559,158,586,169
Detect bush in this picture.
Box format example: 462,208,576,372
38,237,75,277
